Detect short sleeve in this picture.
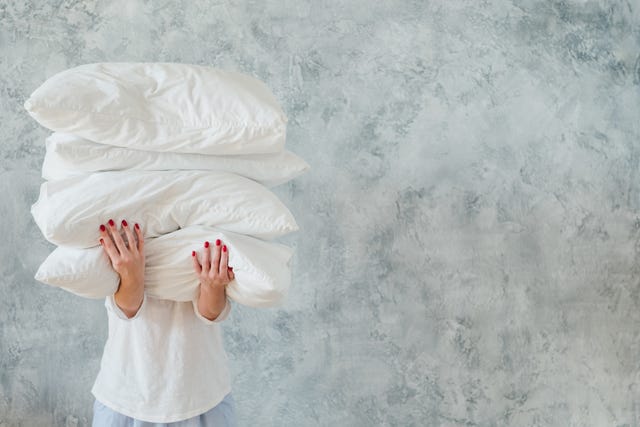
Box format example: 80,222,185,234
106,292,147,321
192,294,232,324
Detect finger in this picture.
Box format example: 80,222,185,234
192,249,202,275
134,223,144,253
213,238,221,274
99,223,120,262
202,241,210,274
219,243,229,276
227,267,235,281
107,218,128,255
121,219,137,255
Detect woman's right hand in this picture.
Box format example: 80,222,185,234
99,218,145,286
99,218,145,318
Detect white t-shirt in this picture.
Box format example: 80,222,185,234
91,290,233,423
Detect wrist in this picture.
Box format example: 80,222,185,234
198,284,226,320
114,275,145,317
119,272,144,289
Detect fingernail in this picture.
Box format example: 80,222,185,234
216,239,221,246
99,238,104,245
108,219,114,226
100,224,106,232
122,219,128,227
229,266,233,270
135,223,140,230
192,250,196,257
204,241,209,248
223,245,227,252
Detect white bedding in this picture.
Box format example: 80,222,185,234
24,62,288,155
31,169,299,248
35,225,294,307
42,132,310,187
27,62,306,307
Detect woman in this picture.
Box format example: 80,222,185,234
91,218,237,426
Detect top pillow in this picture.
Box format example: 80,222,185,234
23,62,288,155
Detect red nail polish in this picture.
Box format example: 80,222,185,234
192,250,196,257
135,223,140,230
122,219,128,227
99,238,104,245
229,266,233,270
204,241,209,248
216,239,221,246
100,224,106,231
108,219,114,226
223,245,227,252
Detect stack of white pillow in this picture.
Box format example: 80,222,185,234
26,62,309,308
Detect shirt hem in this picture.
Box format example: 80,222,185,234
91,384,233,423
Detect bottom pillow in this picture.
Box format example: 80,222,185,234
34,225,294,308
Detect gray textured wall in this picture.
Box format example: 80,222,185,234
1,1,639,426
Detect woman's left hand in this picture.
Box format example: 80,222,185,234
192,239,235,292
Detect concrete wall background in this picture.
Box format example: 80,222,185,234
1,1,639,425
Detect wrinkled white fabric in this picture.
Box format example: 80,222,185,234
35,225,293,307
24,62,288,155
91,291,233,423
42,132,309,188
30,169,298,248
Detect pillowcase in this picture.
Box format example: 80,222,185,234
30,169,298,248
42,132,310,187
24,62,288,155
34,225,293,307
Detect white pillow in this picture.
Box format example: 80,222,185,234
30,169,298,248
34,225,293,307
42,132,310,187
24,62,288,155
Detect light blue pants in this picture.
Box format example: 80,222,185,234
92,392,237,427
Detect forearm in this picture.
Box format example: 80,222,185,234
114,276,144,318
197,284,227,321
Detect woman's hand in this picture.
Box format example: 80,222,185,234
99,219,145,318
99,218,145,284
192,239,235,291
192,239,235,321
